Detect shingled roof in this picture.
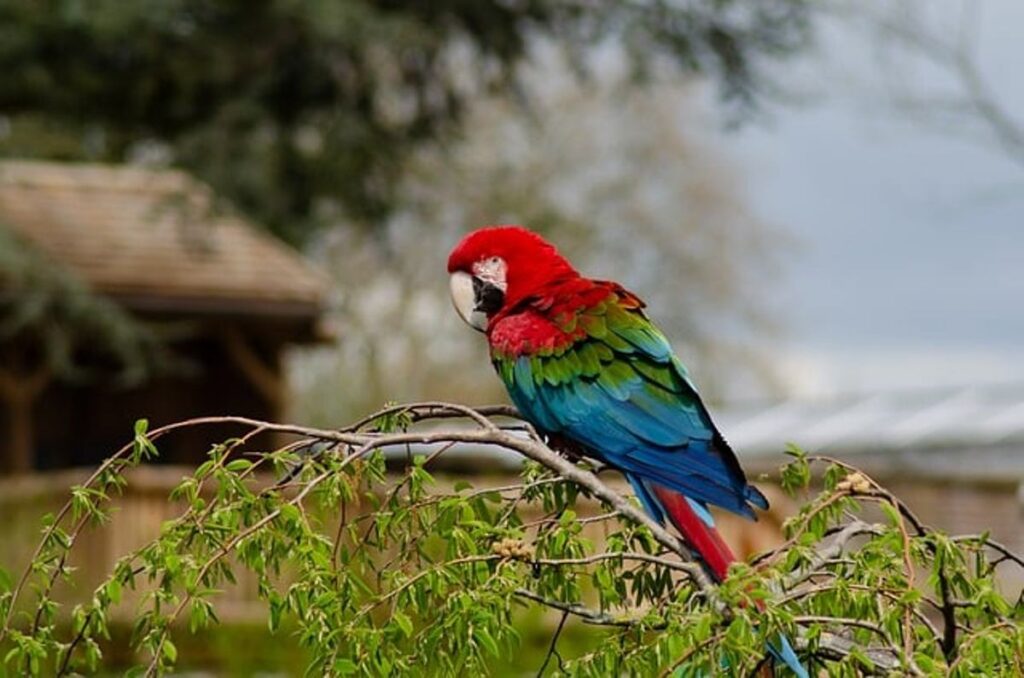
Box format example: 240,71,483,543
0,160,327,318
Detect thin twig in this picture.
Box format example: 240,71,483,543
536,610,569,677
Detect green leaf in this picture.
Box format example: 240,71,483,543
107,578,122,604
848,646,875,672
132,419,159,460
334,658,358,674
0,566,12,593
393,611,413,638
476,628,500,657
226,459,253,472
279,504,301,522
161,639,178,664
880,501,901,527
779,449,811,494
189,599,209,633
194,460,215,479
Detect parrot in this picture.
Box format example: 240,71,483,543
447,225,807,677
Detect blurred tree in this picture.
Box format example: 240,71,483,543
0,226,175,470
293,49,788,425
0,0,813,245
831,0,1024,170
0,227,171,387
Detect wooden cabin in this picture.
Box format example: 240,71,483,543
0,160,328,475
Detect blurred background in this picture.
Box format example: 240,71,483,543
1,0,1022,672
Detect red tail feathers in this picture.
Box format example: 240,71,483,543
653,484,803,677
652,484,736,582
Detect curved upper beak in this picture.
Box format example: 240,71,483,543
450,271,504,332
449,271,487,331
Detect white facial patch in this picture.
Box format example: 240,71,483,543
472,256,507,292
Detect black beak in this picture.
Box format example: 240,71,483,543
473,277,505,316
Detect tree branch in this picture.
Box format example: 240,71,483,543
514,589,637,628
8,402,1016,677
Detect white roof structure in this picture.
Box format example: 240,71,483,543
716,384,1024,481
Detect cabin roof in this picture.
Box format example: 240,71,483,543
0,160,327,318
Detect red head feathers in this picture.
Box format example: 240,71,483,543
447,226,578,314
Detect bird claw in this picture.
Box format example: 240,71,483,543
544,433,587,462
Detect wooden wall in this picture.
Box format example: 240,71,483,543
0,331,282,474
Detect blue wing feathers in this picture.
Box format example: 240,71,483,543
498,297,800,676
497,301,803,675
510,371,759,517
618,453,757,518
501,306,766,520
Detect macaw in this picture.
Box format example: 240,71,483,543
447,225,806,677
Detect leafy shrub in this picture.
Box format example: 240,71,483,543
1,403,1021,676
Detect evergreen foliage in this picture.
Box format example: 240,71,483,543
0,0,813,243
0,226,172,384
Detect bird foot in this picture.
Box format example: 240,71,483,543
544,433,587,462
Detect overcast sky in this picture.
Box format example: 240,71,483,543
714,0,1024,398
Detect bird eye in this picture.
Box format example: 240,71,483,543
488,256,501,265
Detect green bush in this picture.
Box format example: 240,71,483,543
1,404,1021,676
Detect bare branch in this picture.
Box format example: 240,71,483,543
514,589,635,628
536,610,569,676
533,551,700,576
795,616,924,675
798,631,903,674
782,519,882,589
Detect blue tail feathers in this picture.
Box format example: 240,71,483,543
769,633,809,678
